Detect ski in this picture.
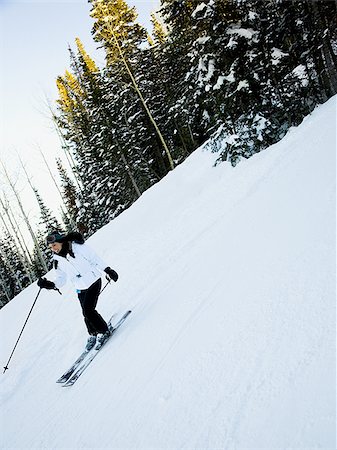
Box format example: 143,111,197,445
56,349,89,384
56,314,116,384
62,310,132,387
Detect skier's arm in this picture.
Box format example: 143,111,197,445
78,243,118,282
78,243,109,272
52,260,67,289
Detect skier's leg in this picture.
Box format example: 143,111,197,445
78,293,96,335
78,279,109,334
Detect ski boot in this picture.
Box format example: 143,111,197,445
85,335,97,351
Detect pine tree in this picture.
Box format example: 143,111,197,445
90,0,175,171
31,229,52,276
55,42,108,233
56,158,79,229
0,231,30,306
34,187,63,233
0,252,12,308
90,0,147,63
150,13,167,45
159,0,243,147
75,37,99,74
209,0,337,165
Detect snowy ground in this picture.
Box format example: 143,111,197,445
0,97,335,449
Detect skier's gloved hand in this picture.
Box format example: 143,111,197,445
37,277,56,290
104,267,118,282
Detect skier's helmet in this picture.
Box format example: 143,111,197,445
46,231,64,245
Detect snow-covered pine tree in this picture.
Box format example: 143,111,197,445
0,231,30,306
74,38,146,228
0,250,12,308
159,0,203,145
69,39,135,232
58,37,153,233
133,12,197,166
202,0,337,166
55,44,108,233
0,266,11,308
241,1,318,130
158,0,242,154
234,0,336,161
151,12,167,46
90,0,175,172
33,187,62,232
55,66,92,171
209,1,287,165
31,229,52,276
133,44,192,167
296,0,337,102
55,158,79,231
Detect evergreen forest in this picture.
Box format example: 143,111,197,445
1,0,336,308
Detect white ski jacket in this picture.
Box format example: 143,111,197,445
52,242,108,291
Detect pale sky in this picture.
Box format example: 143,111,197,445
0,0,159,229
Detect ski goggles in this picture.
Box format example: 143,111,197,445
46,233,63,245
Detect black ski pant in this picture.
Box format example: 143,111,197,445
77,278,108,336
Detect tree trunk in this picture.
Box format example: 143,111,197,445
0,196,35,268
0,213,34,284
0,161,48,273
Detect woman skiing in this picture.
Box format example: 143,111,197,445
37,230,118,350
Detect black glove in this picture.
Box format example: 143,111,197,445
104,267,118,282
37,277,56,290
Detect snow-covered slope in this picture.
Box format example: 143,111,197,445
0,97,335,450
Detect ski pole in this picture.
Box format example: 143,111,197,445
101,279,111,295
3,288,42,374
